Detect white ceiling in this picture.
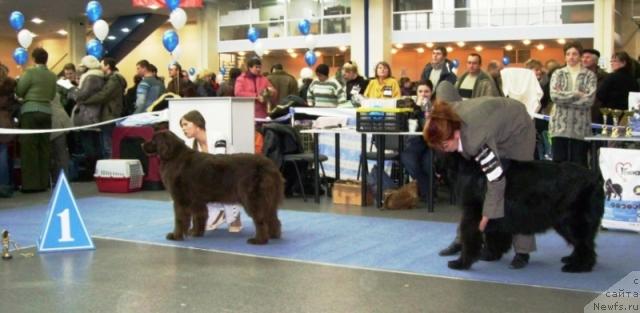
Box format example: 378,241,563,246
0,0,172,39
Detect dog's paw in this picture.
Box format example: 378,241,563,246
560,255,574,264
247,237,268,245
166,232,184,241
189,229,205,237
561,262,593,273
448,259,472,270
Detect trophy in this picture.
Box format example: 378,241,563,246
611,109,623,138
2,230,11,260
623,111,635,137
599,108,611,136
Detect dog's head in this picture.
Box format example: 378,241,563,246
383,181,419,210
142,130,187,161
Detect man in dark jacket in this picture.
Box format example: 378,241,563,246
83,57,127,158
268,64,298,104
420,46,457,91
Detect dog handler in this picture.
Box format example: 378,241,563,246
424,82,536,269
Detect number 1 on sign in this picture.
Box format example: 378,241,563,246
57,208,75,242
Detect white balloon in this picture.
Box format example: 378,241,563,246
171,44,182,61
300,67,313,79
93,19,109,41
305,34,316,50
170,8,187,30
17,29,33,49
254,41,264,57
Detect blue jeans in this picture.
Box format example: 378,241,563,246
0,144,9,185
101,124,114,159
400,136,433,200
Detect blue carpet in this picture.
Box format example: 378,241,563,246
1,197,638,293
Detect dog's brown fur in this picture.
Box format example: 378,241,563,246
383,181,419,210
142,131,284,245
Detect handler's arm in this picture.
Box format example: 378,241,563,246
474,144,506,219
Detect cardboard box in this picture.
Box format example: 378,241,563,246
332,180,372,206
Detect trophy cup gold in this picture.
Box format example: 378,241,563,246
2,230,12,260
623,111,635,137
611,109,623,138
600,108,611,136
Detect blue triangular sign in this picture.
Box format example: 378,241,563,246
37,171,95,253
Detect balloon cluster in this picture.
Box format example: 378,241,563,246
163,0,186,61
85,1,108,58
247,26,264,57
298,19,317,67
9,11,30,65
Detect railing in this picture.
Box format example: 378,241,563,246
392,1,594,31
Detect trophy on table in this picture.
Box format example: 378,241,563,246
623,111,635,137
2,230,12,260
600,108,611,136
611,109,623,138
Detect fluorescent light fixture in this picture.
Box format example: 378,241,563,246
416,47,425,53
238,51,246,56
536,44,545,50
474,45,483,52
456,41,465,47
286,48,294,53
137,18,145,24
56,29,68,36
121,28,130,33
446,46,453,53
107,35,116,40
338,46,347,52
522,39,531,45
263,50,270,55
390,48,398,54
290,53,298,58
314,51,322,57
557,38,566,44
426,42,434,48
394,43,404,49
31,17,44,24
505,44,513,51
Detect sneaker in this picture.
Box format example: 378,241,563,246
509,253,530,269
228,214,243,233
207,211,226,231
438,241,462,256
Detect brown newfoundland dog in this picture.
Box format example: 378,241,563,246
142,130,284,245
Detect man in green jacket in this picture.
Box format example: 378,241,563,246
15,47,57,192
82,57,127,158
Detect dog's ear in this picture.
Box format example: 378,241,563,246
154,131,184,160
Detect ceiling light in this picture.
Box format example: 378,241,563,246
457,41,465,47
416,47,425,53
557,38,566,44
522,39,531,45
474,45,483,52
56,29,68,36
390,48,398,54
338,46,347,52
426,42,434,48
505,44,513,51
394,43,404,49
31,18,44,24
314,51,322,57
238,51,246,56
148,4,160,10
286,48,294,53
290,53,298,58
137,18,145,24
30,32,38,38
536,44,545,50
121,27,130,33
107,35,116,40
446,46,453,53
263,50,270,55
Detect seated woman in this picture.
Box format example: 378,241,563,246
400,80,435,202
180,110,243,232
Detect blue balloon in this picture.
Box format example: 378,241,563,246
162,30,179,53
9,11,25,31
86,1,103,23
298,19,311,35
247,27,259,43
219,66,226,76
166,0,180,11
304,50,317,67
188,67,196,76
451,58,460,68
502,56,510,66
86,39,104,58
13,47,28,65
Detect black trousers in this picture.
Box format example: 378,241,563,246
551,137,589,168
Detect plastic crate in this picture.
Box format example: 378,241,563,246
356,108,411,132
94,159,144,193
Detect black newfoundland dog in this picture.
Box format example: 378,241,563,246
142,130,284,245
445,154,604,272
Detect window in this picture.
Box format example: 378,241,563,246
394,0,433,12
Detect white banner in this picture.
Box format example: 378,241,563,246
599,148,640,232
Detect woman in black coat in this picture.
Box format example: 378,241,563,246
597,51,639,114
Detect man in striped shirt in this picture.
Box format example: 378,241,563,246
307,64,348,107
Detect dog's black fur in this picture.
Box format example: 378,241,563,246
142,130,284,245
444,154,604,272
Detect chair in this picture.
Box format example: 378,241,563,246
283,152,329,202
357,135,404,184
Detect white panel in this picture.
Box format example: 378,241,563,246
230,98,256,153
218,33,350,53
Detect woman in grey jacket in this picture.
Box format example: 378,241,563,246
549,41,597,168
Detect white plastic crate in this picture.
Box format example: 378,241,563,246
94,159,144,192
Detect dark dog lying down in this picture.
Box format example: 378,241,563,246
446,154,604,272
142,130,284,245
